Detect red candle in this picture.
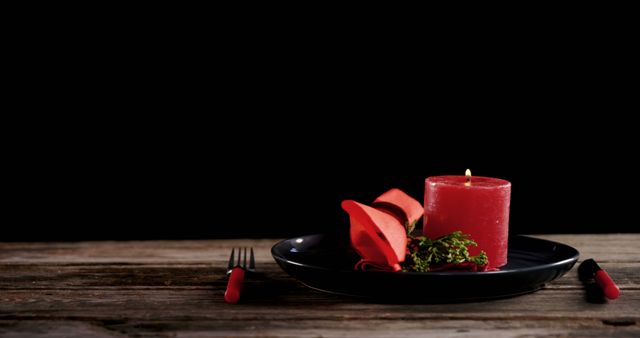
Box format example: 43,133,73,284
423,171,511,269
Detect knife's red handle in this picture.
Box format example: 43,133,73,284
595,269,620,300
224,267,245,304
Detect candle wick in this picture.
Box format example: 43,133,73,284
465,169,472,186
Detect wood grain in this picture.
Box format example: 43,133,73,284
1,234,638,337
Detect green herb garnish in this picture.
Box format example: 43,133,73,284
402,231,488,272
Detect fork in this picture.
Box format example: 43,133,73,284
224,247,255,304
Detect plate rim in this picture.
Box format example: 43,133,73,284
271,234,580,277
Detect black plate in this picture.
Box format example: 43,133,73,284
272,234,579,302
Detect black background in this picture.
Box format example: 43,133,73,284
5,25,637,240
6,112,635,241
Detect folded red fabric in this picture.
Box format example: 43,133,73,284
372,188,424,229
342,189,423,272
354,259,399,272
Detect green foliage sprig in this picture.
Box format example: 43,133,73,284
402,231,488,272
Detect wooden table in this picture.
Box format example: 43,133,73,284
0,234,638,337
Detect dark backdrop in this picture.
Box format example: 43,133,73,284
7,113,635,241
5,10,637,241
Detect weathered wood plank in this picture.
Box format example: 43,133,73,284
0,235,638,337
0,319,638,338
1,234,637,264
0,262,637,289
547,262,638,288
535,234,640,263
1,289,638,321
0,239,278,265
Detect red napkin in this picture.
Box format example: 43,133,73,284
372,188,425,231
342,189,423,272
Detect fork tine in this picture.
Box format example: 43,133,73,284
243,247,247,268
249,248,255,270
237,247,241,266
227,248,235,270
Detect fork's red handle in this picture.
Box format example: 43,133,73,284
224,267,245,304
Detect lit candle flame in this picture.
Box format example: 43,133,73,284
465,169,472,186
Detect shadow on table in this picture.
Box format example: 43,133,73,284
239,269,548,305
